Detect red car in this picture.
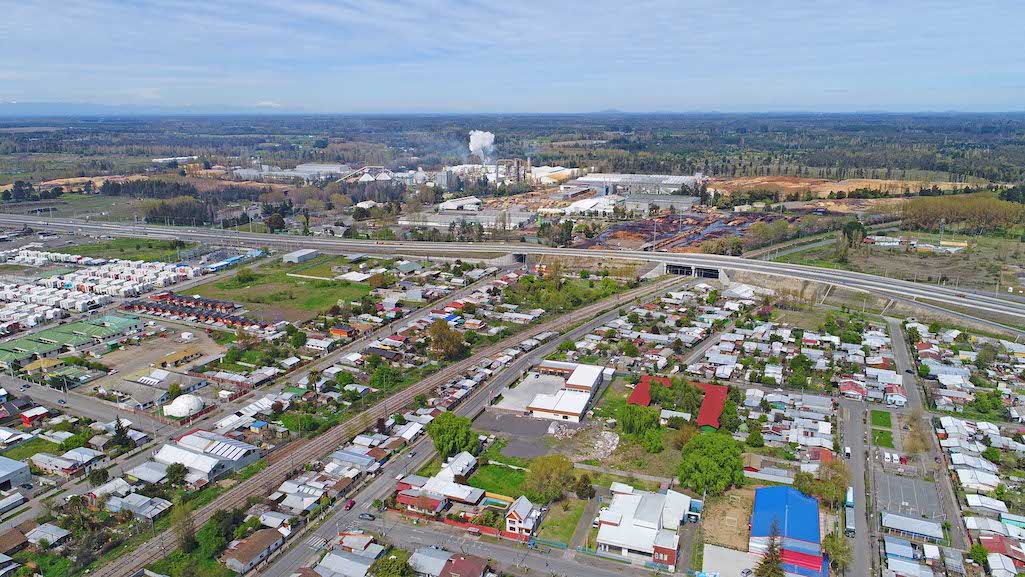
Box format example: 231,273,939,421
344,500,356,511
899,456,908,465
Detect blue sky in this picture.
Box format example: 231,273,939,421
2,0,1024,113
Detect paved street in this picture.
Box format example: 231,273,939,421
838,398,870,577
257,278,692,577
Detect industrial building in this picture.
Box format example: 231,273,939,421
153,429,261,485
749,486,826,577
0,456,31,491
527,362,608,423
568,172,707,195
282,248,320,264
595,484,695,571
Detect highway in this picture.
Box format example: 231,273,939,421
256,277,691,577
6,215,1025,328
86,276,681,577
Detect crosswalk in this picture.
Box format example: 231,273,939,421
306,536,328,550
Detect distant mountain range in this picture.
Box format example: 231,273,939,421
0,101,296,117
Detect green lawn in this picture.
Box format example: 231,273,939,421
62,238,195,262
189,259,371,321
536,498,588,544
467,465,527,498
148,550,234,577
873,428,895,448
576,470,660,493
871,410,893,428
2,437,59,460
416,458,442,478
14,550,72,577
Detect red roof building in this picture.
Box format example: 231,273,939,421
440,554,489,577
695,383,728,430
627,375,671,407
980,534,1025,569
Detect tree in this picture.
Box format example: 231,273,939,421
87,467,109,487
816,460,851,507
823,531,852,572
793,471,816,496
917,364,930,378
290,331,308,349
982,446,1001,464
426,412,476,459
265,212,286,233
112,416,131,447
524,455,574,503
618,404,660,436
166,462,188,486
755,519,786,577
746,429,765,447
167,382,183,400
172,497,197,554
677,433,744,496
369,555,414,577
969,542,989,565
428,319,466,360
574,474,596,499
642,428,664,453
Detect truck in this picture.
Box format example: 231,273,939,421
844,505,856,537
845,486,854,508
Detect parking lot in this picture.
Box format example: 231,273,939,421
702,544,759,577
875,471,945,519
492,372,563,413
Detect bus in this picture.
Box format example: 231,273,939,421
845,486,854,508
844,505,856,537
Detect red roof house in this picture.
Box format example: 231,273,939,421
627,375,671,407
695,383,728,431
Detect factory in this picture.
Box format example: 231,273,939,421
398,210,536,230
568,172,707,195
233,163,352,183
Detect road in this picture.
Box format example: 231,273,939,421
87,276,682,577
838,398,870,577
886,318,967,549
7,215,1025,326
256,278,692,577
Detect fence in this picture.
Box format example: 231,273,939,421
531,537,568,550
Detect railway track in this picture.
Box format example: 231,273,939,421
93,277,678,577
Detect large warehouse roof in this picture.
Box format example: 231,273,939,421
751,486,820,545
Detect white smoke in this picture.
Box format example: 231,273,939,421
468,130,495,164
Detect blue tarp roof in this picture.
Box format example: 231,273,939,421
751,486,821,545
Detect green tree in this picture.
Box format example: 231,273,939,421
87,467,109,487
575,473,596,499
968,543,989,565
370,555,413,577
618,404,660,436
172,497,197,554
982,446,1001,464
428,319,466,360
793,471,815,496
426,412,476,459
112,417,131,447
746,429,765,447
677,433,744,496
167,382,183,400
524,454,574,503
166,462,188,486
755,519,786,577
290,331,308,348
917,364,930,378
642,429,664,453
823,531,851,572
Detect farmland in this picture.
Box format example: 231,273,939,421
62,237,196,262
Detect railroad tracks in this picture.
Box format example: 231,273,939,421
92,277,678,577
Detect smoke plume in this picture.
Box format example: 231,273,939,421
468,130,495,164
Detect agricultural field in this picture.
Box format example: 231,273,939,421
189,258,371,322
0,192,146,221
62,237,196,262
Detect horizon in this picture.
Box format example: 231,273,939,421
4,1,1025,113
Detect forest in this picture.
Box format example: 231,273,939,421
3,113,1025,185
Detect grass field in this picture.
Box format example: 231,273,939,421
189,258,371,322
536,498,588,544
871,410,893,428
0,264,33,274
873,428,895,448
467,465,526,498
62,238,196,262
2,437,59,460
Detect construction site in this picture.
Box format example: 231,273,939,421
579,211,794,252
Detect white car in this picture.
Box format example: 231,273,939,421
884,453,892,464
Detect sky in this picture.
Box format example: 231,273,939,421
2,0,1025,113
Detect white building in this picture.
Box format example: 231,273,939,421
595,486,691,570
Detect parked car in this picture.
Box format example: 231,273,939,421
344,500,356,511
884,453,892,464
844,446,852,459
899,455,908,465
57,399,66,405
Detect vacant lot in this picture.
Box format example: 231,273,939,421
871,410,893,428
63,238,196,262
537,498,588,544
189,259,371,322
467,465,526,499
2,437,59,461
775,230,1025,291
873,429,895,448
703,486,755,551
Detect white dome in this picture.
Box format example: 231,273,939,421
164,394,205,418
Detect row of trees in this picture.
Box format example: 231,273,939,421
900,193,1025,234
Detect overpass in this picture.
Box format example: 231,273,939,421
4,214,1023,331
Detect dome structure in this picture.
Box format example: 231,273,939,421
163,394,205,418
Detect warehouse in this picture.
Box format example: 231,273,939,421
568,173,706,195
749,486,826,577
595,485,691,571
282,249,320,264
0,456,31,491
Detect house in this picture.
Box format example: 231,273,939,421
0,528,26,557
505,495,541,537
695,383,728,431
25,523,70,548
885,384,908,407
222,528,285,574
19,407,48,427
439,554,489,577
595,486,690,571
409,546,453,577
627,375,671,407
